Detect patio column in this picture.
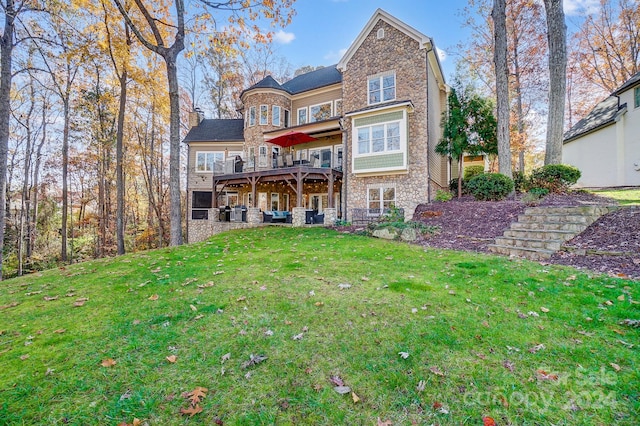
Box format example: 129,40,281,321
296,170,303,207
328,172,334,208
292,207,306,227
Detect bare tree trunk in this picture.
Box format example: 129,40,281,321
543,0,567,165
493,0,512,178
0,0,16,280
116,70,127,255
166,56,183,246
61,96,70,262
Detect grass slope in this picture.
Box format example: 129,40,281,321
0,227,638,425
591,188,640,206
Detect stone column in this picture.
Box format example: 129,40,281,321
292,207,306,227
211,208,220,222
247,207,261,224
323,208,336,226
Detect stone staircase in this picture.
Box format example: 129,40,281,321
488,205,615,261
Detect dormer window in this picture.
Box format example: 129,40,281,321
368,72,395,105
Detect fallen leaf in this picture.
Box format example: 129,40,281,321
483,416,497,426
190,304,198,311
148,294,159,301
536,369,558,381
187,387,208,405
377,418,392,426
619,319,640,328
221,353,231,363
432,401,443,410
540,307,550,313
292,333,304,340
604,300,613,306
20,354,29,360
180,405,203,417
351,392,360,403
398,351,410,359
73,300,86,307
194,314,204,320
53,329,66,334
43,296,58,301
237,296,247,302
610,362,621,372
241,354,267,369
333,386,351,395
429,366,444,376
361,276,369,281
314,302,324,307
166,355,177,363
101,358,116,367
617,294,625,301
416,380,426,392
503,359,515,372
328,375,345,386
529,343,545,353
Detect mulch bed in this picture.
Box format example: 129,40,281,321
409,192,640,279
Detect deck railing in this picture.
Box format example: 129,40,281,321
213,152,343,175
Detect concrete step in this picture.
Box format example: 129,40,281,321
487,244,556,260
510,221,589,232
517,213,598,224
524,206,611,216
503,228,577,241
495,236,562,251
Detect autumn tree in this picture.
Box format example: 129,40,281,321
436,82,498,198
113,0,296,247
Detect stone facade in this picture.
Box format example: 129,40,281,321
241,90,292,170
341,19,447,222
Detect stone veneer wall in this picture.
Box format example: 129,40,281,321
342,20,437,221
242,90,292,170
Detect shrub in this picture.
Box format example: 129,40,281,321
435,189,453,202
449,178,468,195
512,170,527,193
521,187,549,205
463,165,485,181
467,173,514,201
528,164,581,193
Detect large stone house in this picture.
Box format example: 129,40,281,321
563,71,640,187
184,9,449,242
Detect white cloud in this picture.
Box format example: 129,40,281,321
436,47,447,62
324,48,348,62
274,30,295,44
563,0,600,16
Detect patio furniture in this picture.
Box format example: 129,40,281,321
305,210,315,224
263,211,290,223
285,154,294,167
313,213,325,224
277,155,285,168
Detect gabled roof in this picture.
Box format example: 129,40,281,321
183,119,244,143
282,65,342,94
563,96,626,143
613,70,640,95
337,9,445,90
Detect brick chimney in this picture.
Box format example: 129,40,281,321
188,107,204,128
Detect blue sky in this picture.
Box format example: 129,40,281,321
267,0,600,81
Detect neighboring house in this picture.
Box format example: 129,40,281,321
183,9,449,242
563,71,640,187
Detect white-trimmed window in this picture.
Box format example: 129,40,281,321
260,105,268,125
334,99,343,116
368,72,395,105
247,147,255,167
310,102,332,123
272,105,281,126
635,87,640,108
284,109,290,127
357,122,401,154
195,151,223,172
258,145,268,167
368,186,396,212
270,193,279,211
248,106,256,126
297,107,307,125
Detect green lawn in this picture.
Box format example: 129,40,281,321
591,187,640,206
0,227,638,425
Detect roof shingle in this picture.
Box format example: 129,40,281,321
183,119,244,143
563,96,623,143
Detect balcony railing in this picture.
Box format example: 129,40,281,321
212,152,343,175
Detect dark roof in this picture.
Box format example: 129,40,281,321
282,65,342,94
241,75,285,98
563,96,624,143
183,119,244,143
613,70,640,95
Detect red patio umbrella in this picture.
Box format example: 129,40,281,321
267,131,317,148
